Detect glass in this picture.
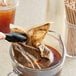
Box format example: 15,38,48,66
65,21,76,57
8,31,66,76
0,0,19,33
64,0,76,57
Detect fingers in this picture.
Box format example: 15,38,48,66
0,32,6,40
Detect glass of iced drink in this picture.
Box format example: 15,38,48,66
9,30,66,76
0,0,19,33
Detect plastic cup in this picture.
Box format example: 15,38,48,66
0,0,19,33
65,21,76,58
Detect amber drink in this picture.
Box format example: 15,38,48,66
0,0,18,33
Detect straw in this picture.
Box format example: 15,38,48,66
0,0,7,6
65,0,76,24
65,0,76,56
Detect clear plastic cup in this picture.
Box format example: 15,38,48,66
8,30,66,76
65,21,76,58
0,0,19,33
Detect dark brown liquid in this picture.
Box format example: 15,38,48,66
13,45,61,69
45,45,61,66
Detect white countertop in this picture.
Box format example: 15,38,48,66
0,0,76,76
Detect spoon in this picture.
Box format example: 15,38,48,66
0,32,27,42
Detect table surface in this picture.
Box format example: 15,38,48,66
0,0,76,76
0,41,76,76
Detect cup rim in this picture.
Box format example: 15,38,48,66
9,30,66,72
66,21,76,29
0,0,19,10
